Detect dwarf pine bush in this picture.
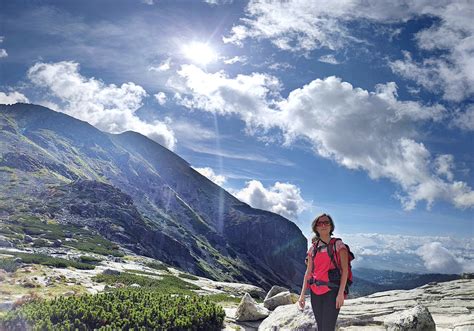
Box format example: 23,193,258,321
0,289,226,330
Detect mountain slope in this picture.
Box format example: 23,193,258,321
0,103,307,290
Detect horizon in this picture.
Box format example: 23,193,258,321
0,0,473,275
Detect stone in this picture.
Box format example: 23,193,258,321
384,304,436,331
264,291,294,311
130,283,141,288
23,235,33,243
235,293,270,322
258,297,317,330
265,285,290,301
52,239,62,247
62,291,75,297
103,269,121,275
0,301,14,312
0,236,12,248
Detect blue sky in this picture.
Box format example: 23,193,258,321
1,0,473,273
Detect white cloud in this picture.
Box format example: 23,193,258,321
417,242,463,274
434,154,454,182
452,105,474,131
341,233,474,274
27,61,176,150
0,91,29,104
0,36,7,58
318,54,340,65
154,92,167,105
204,0,233,5
171,65,474,210
193,166,227,186
172,64,281,130
223,55,247,65
232,180,310,220
226,1,474,102
149,58,171,72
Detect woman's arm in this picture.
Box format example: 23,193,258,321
336,247,348,308
298,247,313,308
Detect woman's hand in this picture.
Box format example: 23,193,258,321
298,295,305,310
336,292,344,309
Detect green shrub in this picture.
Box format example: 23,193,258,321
0,289,225,330
0,258,19,272
0,250,95,270
67,240,124,257
145,261,168,271
93,272,200,295
179,273,199,280
79,255,102,264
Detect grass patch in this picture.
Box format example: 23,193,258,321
0,216,124,257
0,250,95,270
145,261,168,272
179,273,199,280
124,269,160,276
206,293,242,304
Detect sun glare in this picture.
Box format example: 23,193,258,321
182,42,218,65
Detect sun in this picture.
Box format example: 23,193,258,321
182,42,218,65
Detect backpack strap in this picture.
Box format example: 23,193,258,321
327,238,341,271
310,239,320,276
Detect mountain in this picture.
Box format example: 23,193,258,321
0,103,307,291
349,267,461,297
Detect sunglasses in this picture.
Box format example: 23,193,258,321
316,220,331,227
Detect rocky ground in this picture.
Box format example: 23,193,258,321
1,246,473,330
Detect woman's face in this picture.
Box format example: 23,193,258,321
316,215,331,234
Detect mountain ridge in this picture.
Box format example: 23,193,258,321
0,103,307,291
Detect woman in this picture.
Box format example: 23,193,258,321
298,214,349,331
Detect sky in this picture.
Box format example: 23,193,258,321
0,0,473,274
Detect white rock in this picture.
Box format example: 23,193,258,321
265,285,289,301
258,298,316,330
235,293,270,322
383,304,435,331
264,291,294,311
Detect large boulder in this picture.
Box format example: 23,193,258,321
258,297,317,330
264,291,294,311
384,304,436,331
265,285,289,301
235,293,269,322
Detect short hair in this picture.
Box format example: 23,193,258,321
311,213,335,241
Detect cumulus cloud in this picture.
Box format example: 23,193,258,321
226,0,474,101
27,61,176,150
171,64,474,210
172,64,281,130
341,233,473,274
233,180,310,220
452,105,474,131
193,166,227,186
417,242,463,274
154,92,167,105
0,91,29,104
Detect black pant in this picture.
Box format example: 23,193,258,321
310,289,340,331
